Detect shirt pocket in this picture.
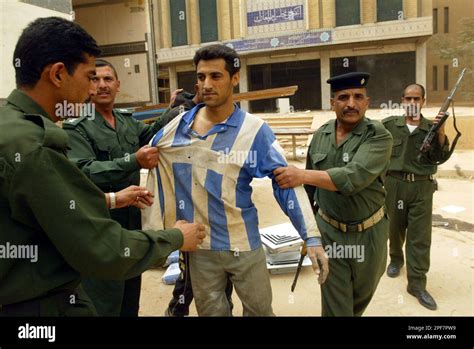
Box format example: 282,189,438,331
310,152,328,170
391,139,403,158
95,139,114,161
124,134,140,153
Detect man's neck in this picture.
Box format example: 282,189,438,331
405,114,422,126
95,104,115,119
21,87,58,122
336,117,362,135
202,100,235,124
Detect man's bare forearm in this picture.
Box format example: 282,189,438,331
302,170,338,192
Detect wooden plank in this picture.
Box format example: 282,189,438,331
135,85,299,113
135,103,169,112
233,86,298,102
272,128,315,135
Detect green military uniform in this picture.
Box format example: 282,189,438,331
382,115,450,291
62,108,166,316
305,117,393,316
0,89,183,316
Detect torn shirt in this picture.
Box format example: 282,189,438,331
142,103,320,252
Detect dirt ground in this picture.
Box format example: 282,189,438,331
138,170,473,317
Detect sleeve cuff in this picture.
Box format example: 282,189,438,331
120,153,140,172
327,168,354,196
306,236,322,247
162,227,184,250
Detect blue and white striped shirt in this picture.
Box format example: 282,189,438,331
141,104,320,251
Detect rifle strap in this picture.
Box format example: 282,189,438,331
420,102,462,166
437,102,462,165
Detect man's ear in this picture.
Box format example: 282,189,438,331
48,62,66,87
232,71,240,87
116,80,121,92
330,98,335,110
366,96,371,108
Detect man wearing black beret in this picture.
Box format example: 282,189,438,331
274,72,393,316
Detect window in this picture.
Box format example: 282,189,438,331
199,0,218,43
377,0,403,22
170,0,188,47
248,60,322,112
433,66,438,91
444,65,449,90
330,52,416,107
444,7,449,33
433,8,438,34
335,0,360,27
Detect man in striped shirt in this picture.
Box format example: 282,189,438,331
142,44,328,316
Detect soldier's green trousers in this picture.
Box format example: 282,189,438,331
385,176,436,291
317,213,389,316
0,284,97,316
81,275,142,317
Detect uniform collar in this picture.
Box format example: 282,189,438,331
6,89,68,151
6,89,50,119
322,116,368,135
351,117,368,135
418,115,431,131
396,114,430,131
93,108,123,131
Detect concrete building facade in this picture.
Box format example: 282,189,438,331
73,0,158,106
154,0,434,112
426,0,473,106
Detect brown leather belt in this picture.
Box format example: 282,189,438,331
387,171,434,182
318,206,385,233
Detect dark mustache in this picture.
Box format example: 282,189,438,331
343,108,359,114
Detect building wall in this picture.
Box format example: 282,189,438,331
155,0,434,110
0,1,72,101
74,1,153,105
426,0,473,105
75,1,147,45
105,53,151,104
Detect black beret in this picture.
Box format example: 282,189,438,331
327,72,370,92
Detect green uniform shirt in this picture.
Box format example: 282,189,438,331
63,109,164,230
0,89,183,306
382,115,450,175
305,117,393,223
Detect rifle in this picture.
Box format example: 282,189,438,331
291,243,307,292
291,202,319,292
418,68,467,164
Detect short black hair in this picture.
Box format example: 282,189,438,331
193,44,241,77
403,84,426,98
13,17,101,88
95,59,118,79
